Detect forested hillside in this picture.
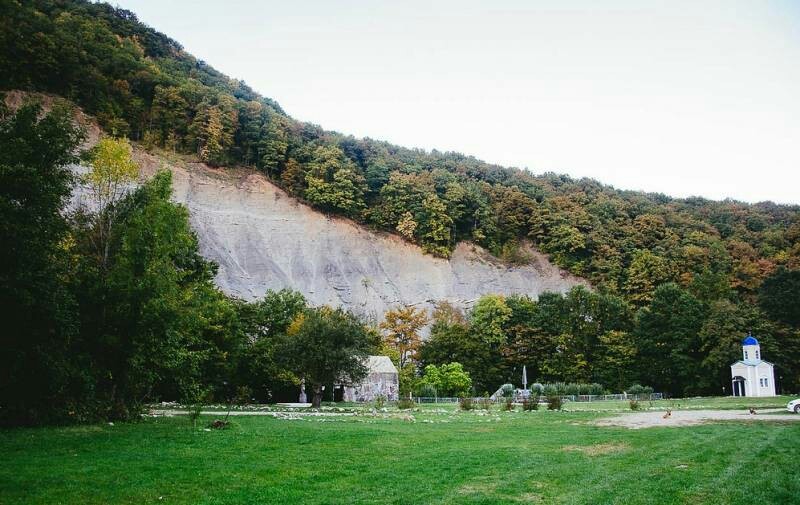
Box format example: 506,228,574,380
2,0,800,425
3,0,799,302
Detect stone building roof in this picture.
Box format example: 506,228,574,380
366,355,398,375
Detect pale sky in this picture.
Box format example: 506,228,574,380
116,0,800,204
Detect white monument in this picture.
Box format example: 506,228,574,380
730,334,776,397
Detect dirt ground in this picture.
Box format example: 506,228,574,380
595,408,799,429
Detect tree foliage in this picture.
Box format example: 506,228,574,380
379,306,428,368
3,0,799,302
278,306,372,407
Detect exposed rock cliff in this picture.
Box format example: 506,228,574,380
7,90,587,319
129,152,587,319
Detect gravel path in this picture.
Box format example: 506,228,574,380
595,408,799,429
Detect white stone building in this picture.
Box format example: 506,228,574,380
730,334,776,397
342,355,399,402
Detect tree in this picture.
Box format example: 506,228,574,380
73,171,229,417
418,193,453,256
380,306,429,368
538,333,590,383
83,136,139,270
304,145,366,216
189,96,237,165
635,283,706,396
278,306,371,407
280,158,306,196
236,289,306,401
259,112,288,175
305,167,367,217
624,250,672,306
418,363,472,397
396,211,417,239
419,300,506,393
237,100,264,166
471,295,512,344
759,267,800,328
0,100,84,426
150,85,188,149
594,330,637,392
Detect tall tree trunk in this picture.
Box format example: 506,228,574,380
312,383,323,408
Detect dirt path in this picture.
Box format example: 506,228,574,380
595,408,799,429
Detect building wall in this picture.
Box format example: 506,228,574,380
343,372,399,402
731,362,776,397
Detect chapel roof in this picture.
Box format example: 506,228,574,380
366,355,398,374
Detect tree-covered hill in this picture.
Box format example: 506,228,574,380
2,0,799,309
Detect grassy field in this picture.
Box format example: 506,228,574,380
559,395,793,411
2,398,798,504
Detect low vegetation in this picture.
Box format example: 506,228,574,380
2,403,798,504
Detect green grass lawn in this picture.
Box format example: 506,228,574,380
2,401,798,504
561,395,795,412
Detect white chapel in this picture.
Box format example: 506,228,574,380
730,334,776,397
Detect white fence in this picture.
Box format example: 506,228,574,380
410,392,662,404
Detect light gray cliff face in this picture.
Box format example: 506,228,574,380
142,155,587,320
68,145,587,321
14,90,584,320
9,89,586,320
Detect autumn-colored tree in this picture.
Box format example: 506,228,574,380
190,96,237,165
84,136,139,269
259,112,288,176
280,158,306,196
624,249,672,306
379,305,429,368
418,193,453,257
150,85,188,149
396,211,417,239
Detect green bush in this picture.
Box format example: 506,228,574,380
629,399,641,411
540,382,604,397
500,383,515,399
374,395,386,409
542,383,559,396
459,397,474,410
547,395,563,411
478,396,492,410
397,398,415,410
416,383,438,398
522,396,539,411
628,384,654,395
501,398,514,411
582,383,604,396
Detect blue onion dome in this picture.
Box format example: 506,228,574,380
742,335,758,345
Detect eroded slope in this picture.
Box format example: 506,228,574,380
130,153,586,318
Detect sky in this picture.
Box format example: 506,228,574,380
116,0,800,204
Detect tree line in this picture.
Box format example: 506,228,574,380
2,1,800,425
0,101,380,424
2,100,798,428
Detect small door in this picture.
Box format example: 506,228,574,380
732,376,746,397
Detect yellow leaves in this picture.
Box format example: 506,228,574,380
396,212,417,239
86,137,139,200
380,305,428,367
286,313,306,337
